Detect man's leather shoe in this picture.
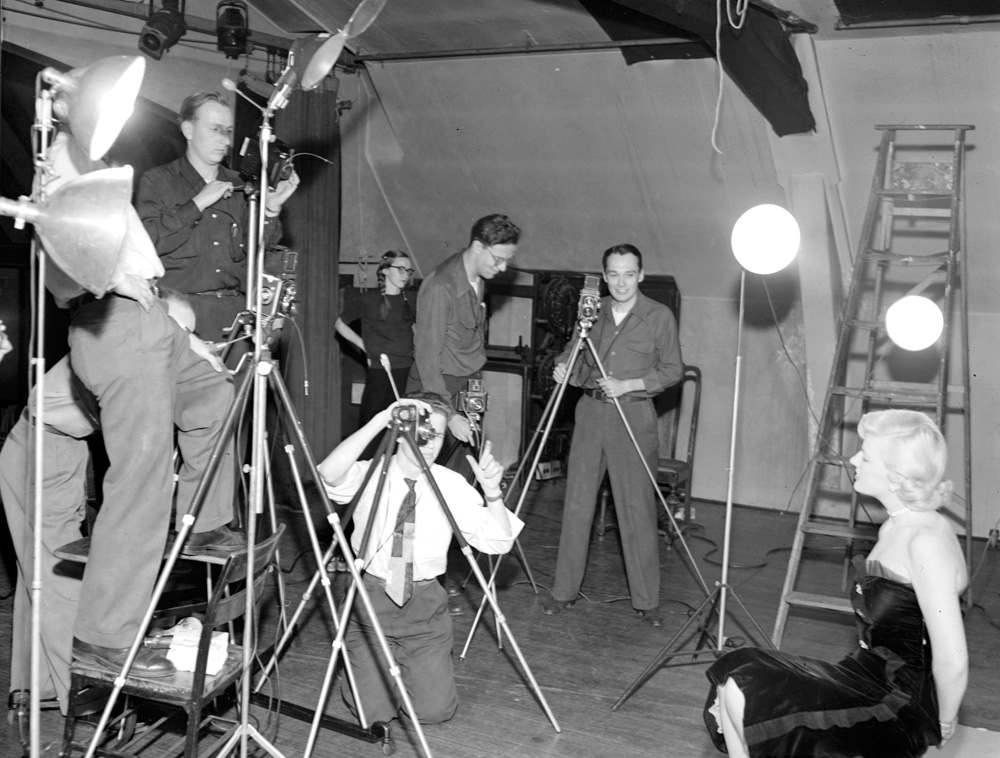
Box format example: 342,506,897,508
541,599,575,616
72,639,175,679
638,608,664,628
182,525,247,556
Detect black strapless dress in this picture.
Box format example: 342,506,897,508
704,561,941,757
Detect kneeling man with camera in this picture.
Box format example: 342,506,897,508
318,392,524,724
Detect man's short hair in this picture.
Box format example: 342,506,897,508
403,391,454,421
180,92,226,124
469,214,521,247
602,243,643,271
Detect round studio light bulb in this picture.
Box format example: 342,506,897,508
885,296,944,351
731,204,801,275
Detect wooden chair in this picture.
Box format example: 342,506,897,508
595,365,702,543
61,525,284,758
654,365,702,539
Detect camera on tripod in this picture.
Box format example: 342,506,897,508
238,135,295,191
577,274,602,324
391,403,438,447
259,273,297,322
458,378,488,416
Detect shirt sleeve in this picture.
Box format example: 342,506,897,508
412,276,450,396
457,496,525,555
136,170,204,256
640,307,683,395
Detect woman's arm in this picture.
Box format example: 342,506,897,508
908,529,968,729
334,317,365,353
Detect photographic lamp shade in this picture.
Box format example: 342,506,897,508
885,296,944,351
731,204,801,275
42,56,146,161
343,0,387,38
0,167,134,295
292,33,347,91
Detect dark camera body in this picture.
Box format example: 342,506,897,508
238,136,295,191
577,274,602,323
391,404,438,447
458,379,488,415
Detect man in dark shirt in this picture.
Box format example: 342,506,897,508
407,214,521,458
542,244,682,627
137,91,299,344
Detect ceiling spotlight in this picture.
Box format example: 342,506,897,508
139,0,187,61
217,0,251,60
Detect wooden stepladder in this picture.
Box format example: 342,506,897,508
772,124,974,648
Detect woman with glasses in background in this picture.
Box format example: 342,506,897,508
336,251,417,458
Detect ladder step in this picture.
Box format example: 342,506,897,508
891,207,952,218
801,522,878,542
860,249,950,265
876,189,954,200
831,387,938,405
785,591,853,614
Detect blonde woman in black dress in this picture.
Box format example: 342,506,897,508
706,409,968,757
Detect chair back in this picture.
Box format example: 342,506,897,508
192,525,284,683
655,365,702,464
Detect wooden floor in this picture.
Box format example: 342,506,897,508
2,478,999,757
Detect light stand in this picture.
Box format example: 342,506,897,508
2,55,144,758
612,203,801,710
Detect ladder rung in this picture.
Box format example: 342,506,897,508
891,207,952,218
876,189,954,200
831,387,938,405
801,522,878,541
861,249,950,265
785,591,853,614
815,452,851,467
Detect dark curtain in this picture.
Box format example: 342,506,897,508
274,84,342,459
581,0,816,136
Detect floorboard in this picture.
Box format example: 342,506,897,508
2,477,998,757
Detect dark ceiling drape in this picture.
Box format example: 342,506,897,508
581,0,816,136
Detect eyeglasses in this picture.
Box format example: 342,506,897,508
486,248,516,268
387,265,415,276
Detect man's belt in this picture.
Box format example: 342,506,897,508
190,288,243,297
582,387,649,404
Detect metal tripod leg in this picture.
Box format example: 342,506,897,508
403,430,561,732
266,370,434,758
80,360,254,758
462,329,711,659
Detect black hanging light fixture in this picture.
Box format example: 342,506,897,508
216,0,251,59
139,0,187,61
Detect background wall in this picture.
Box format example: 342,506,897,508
1,6,996,535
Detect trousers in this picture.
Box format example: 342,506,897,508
0,414,87,713
551,393,661,610
342,573,458,724
68,296,236,648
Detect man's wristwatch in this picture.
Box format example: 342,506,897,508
484,493,504,503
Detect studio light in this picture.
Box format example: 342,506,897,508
0,168,135,294
731,203,801,275
41,56,146,161
217,0,250,59
139,0,186,61
886,295,944,351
